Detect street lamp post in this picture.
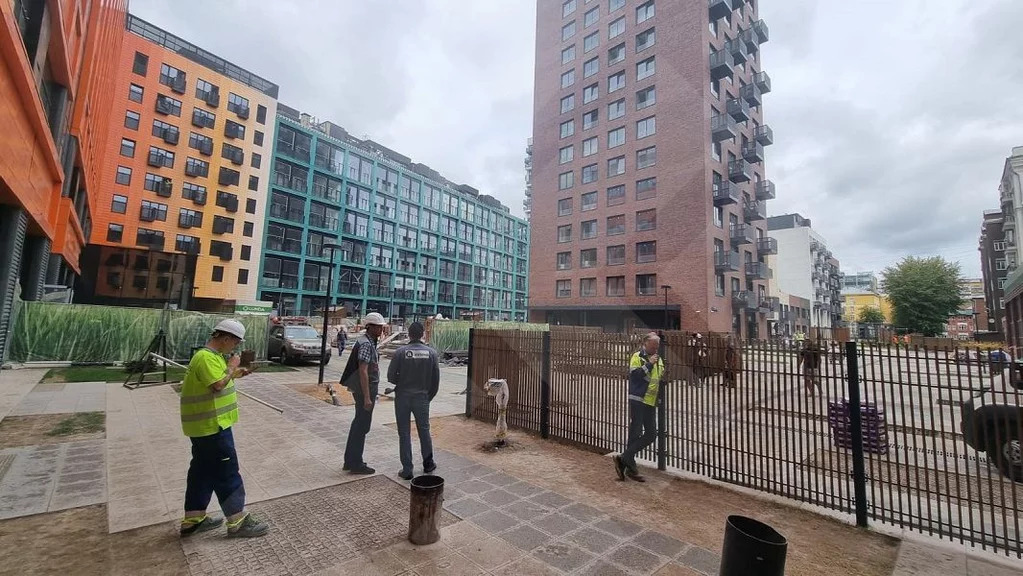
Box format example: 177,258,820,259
661,284,672,330
318,243,342,387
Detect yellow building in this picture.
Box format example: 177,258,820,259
843,292,893,323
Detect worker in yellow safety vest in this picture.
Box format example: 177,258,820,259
179,319,269,538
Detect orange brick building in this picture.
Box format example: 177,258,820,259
0,0,127,360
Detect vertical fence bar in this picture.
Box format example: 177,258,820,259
540,330,551,439
465,327,475,418
657,331,667,471
846,340,869,527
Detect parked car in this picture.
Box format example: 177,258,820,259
268,324,331,365
960,368,1022,481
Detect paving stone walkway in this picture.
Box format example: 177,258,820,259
7,381,105,415
0,439,105,519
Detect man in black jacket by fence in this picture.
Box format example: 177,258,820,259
387,322,440,480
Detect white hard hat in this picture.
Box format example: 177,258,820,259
213,319,246,340
363,312,387,326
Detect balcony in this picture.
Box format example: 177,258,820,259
147,153,164,168
235,105,250,120
742,141,765,163
746,262,772,280
312,183,342,203
754,71,772,93
753,19,770,43
303,278,325,292
709,49,734,81
740,83,762,107
200,88,220,107
732,290,754,309
140,207,160,222
725,38,748,64
269,203,305,224
161,128,179,145
756,237,778,256
708,0,731,21
273,172,308,194
754,124,774,146
309,213,339,231
714,251,741,273
727,98,751,122
743,200,766,222
755,180,776,200
1003,214,1016,232
155,97,174,115
170,74,186,95
730,223,755,246
711,114,737,142
728,159,752,183
713,181,741,206
759,296,780,313
265,237,304,255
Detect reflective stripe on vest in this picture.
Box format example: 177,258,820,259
180,348,239,437
180,388,234,405
180,401,240,422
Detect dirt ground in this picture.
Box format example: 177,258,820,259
0,414,105,450
286,382,355,406
430,415,901,576
0,505,188,576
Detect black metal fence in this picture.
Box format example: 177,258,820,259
466,329,1023,558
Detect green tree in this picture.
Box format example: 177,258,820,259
857,306,886,324
881,256,964,336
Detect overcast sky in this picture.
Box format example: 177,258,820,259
132,0,1023,278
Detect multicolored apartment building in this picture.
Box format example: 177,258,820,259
77,15,277,310
1,0,127,361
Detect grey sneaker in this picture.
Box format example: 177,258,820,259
227,514,269,538
180,515,224,536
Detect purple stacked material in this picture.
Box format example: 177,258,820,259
827,399,890,455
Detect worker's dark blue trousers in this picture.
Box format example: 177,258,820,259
184,427,245,517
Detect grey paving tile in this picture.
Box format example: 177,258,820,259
531,512,582,537
562,526,623,555
608,544,665,573
532,542,595,573
561,502,606,524
478,472,518,487
679,546,721,575
529,490,572,509
632,530,689,558
579,559,631,576
503,498,553,522
594,517,645,539
456,479,494,495
503,481,545,498
480,488,519,507
470,509,520,535
497,523,551,551
444,497,492,519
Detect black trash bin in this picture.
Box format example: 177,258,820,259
408,475,444,545
719,515,787,576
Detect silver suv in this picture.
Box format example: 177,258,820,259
268,325,331,365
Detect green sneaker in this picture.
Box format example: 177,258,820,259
227,513,269,538
180,515,224,537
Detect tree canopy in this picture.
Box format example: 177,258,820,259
857,306,886,324
881,256,963,336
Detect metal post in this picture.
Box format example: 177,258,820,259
318,243,341,387
465,328,474,417
661,284,672,329
845,340,869,528
540,331,551,439
657,330,667,471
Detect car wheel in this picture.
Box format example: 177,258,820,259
987,426,1023,482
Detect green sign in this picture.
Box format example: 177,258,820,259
234,301,273,314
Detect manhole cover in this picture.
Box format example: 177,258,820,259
0,453,15,483
181,475,457,575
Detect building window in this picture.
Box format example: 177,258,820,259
128,83,144,103
558,225,573,243
241,245,252,261
994,241,1006,251
607,244,626,265
607,276,626,296
711,78,720,99
636,1,654,24
636,274,657,295
582,164,598,184
582,109,599,131
716,274,726,296
192,107,216,129
124,110,140,130
998,278,1007,289
557,251,572,270
607,185,625,206
582,191,597,211
225,120,246,140
254,131,264,146
584,31,599,53
243,222,254,237
558,198,573,216
584,57,599,78
608,70,626,92
140,200,168,222
582,137,598,157
608,127,625,148
155,94,182,117
120,138,136,158
636,28,656,53
133,52,149,75
560,119,575,138
636,241,657,263
712,141,722,162
607,155,625,176
608,98,625,120
111,195,128,214
256,105,267,124
581,219,598,239
562,45,576,64
610,0,625,12
562,21,576,41
580,248,597,268
182,182,207,205
608,42,626,65
251,152,261,169
212,266,224,283
636,177,657,200
559,145,574,164
561,69,576,88
227,93,250,117
147,146,175,168
636,146,657,169
557,280,572,298
185,157,210,177
248,175,259,191
997,259,1009,271
714,205,723,228
637,116,656,139
584,6,599,27
559,171,574,190
563,0,577,17
583,83,599,103
106,224,123,243
116,166,132,185
637,56,655,80
608,16,625,39
607,214,625,235
580,278,597,297
636,209,656,231
561,94,575,113
636,86,656,109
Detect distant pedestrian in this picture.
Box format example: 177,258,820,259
387,322,440,480
798,339,823,397
326,324,339,350
179,319,268,538
614,333,664,482
337,324,347,354
689,333,709,386
340,312,386,474
723,335,740,389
